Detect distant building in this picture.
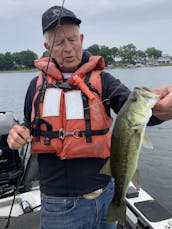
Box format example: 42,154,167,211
157,55,172,64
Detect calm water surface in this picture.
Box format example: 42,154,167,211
0,66,172,213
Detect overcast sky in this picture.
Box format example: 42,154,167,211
0,0,172,57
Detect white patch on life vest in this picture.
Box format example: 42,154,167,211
65,91,84,120
42,88,62,117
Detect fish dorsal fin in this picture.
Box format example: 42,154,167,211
143,135,153,149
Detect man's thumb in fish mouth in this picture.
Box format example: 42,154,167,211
153,85,172,99
152,89,167,99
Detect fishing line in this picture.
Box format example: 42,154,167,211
4,1,66,228
34,0,66,119
82,82,124,127
4,143,29,229
83,81,124,111
45,0,65,74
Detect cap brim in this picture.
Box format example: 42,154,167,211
43,16,81,33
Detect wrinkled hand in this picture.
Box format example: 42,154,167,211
152,85,172,120
7,124,32,150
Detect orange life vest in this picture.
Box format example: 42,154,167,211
30,56,113,160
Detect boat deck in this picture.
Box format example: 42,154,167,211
0,211,40,229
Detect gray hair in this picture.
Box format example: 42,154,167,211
44,23,80,45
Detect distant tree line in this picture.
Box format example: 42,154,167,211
87,43,163,66
0,50,38,71
0,44,166,70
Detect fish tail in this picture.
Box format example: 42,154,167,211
106,201,126,225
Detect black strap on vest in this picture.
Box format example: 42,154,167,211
31,128,109,140
31,118,53,145
32,73,46,120
82,72,103,142
87,82,100,97
82,72,93,143
43,82,79,90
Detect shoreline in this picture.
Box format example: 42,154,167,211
106,63,172,69
0,63,172,73
0,68,38,73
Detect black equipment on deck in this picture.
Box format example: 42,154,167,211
0,112,22,197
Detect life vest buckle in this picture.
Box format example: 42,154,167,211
59,128,81,140
44,137,50,145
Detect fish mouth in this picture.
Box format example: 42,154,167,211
134,87,160,107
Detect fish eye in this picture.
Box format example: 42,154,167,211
131,95,137,102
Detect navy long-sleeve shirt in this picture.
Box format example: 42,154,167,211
23,51,163,196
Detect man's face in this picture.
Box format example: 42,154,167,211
45,23,83,72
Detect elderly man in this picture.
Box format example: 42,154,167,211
7,5,172,229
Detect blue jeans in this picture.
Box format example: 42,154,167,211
40,178,116,229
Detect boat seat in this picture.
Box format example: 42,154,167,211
134,199,172,222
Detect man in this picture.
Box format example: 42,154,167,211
7,5,172,229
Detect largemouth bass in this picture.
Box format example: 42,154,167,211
102,87,160,225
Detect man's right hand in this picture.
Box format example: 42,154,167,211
7,124,32,150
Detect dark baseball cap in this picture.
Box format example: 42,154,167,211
42,6,81,33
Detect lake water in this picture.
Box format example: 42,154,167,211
0,66,172,213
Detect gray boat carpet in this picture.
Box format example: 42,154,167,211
0,211,40,229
